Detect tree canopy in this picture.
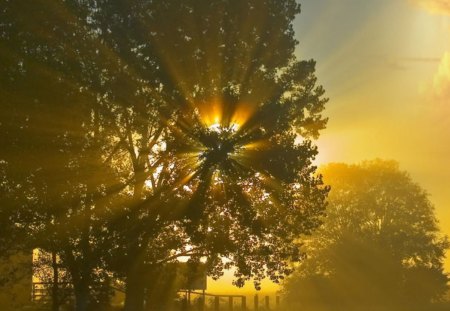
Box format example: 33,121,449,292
283,160,449,311
0,1,329,310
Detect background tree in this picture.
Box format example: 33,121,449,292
283,160,449,311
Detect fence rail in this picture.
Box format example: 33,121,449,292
31,282,280,310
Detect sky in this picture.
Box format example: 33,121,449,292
208,0,450,295
295,0,450,268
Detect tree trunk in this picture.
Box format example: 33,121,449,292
123,146,153,311
51,251,59,311
124,267,146,311
73,284,90,311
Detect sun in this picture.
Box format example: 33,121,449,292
208,121,240,133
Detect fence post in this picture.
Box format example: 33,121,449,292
242,296,246,310
265,296,269,310
197,295,204,311
254,294,259,311
203,290,206,310
215,296,220,311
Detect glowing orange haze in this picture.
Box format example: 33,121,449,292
208,0,450,295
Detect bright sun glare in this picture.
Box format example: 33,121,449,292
208,121,240,133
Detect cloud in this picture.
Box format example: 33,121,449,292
412,0,450,15
431,52,450,99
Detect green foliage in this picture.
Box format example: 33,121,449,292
283,160,449,311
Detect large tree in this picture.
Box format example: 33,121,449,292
1,1,329,310
93,1,329,310
67,1,329,310
0,2,133,310
283,160,449,311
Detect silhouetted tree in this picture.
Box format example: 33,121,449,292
90,1,329,310
283,160,449,311
62,1,329,310
1,2,126,310
1,1,329,310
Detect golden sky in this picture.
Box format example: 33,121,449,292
208,0,450,295
298,0,450,268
